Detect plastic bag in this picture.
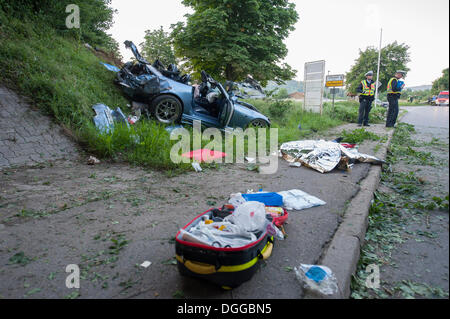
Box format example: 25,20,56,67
278,189,326,211
180,220,257,248
228,193,246,207
294,264,339,296
266,222,284,240
224,201,267,233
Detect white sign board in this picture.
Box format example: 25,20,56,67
304,60,325,114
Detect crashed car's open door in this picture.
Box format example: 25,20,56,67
217,83,234,128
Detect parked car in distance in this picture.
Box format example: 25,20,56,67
436,91,449,106
375,99,389,108
115,41,270,130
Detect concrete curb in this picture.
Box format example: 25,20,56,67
305,128,395,299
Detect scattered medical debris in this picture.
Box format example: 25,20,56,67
245,157,256,163
278,189,326,211
127,101,147,125
87,156,100,165
191,162,203,172
240,192,284,207
92,103,129,133
182,149,227,163
280,140,385,174
294,264,339,297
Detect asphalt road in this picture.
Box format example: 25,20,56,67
401,106,449,129
379,105,449,298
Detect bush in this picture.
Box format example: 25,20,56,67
268,99,293,120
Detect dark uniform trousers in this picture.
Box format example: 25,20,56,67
386,94,400,127
358,97,373,126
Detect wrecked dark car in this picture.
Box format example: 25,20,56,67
115,41,270,130
233,76,267,100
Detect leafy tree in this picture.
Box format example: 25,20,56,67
0,0,118,54
275,88,289,99
432,68,449,95
346,41,410,94
140,27,177,66
171,0,299,85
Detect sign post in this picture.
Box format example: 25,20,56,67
325,74,345,109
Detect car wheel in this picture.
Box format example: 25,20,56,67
248,119,269,128
150,95,183,124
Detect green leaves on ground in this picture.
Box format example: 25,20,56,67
388,123,435,165
109,235,129,255
395,280,449,299
341,128,386,144
173,290,185,299
8,252,32,266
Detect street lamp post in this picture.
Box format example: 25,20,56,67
374,28,383,106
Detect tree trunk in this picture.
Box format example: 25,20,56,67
225,64,235,81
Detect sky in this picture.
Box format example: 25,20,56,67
108,0,449,87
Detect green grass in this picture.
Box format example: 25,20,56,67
398,101,428,106
246,99,353,144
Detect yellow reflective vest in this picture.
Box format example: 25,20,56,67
387,77,401,94
360,80,376,96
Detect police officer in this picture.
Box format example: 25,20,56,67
356,71,376,127
386,70,406,127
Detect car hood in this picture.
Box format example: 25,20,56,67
234,101,271,125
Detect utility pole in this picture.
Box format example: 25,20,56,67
374,28,383,106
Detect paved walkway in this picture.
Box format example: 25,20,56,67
0,86,78,168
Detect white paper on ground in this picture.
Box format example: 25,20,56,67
140,261,152,268
278,189,326,211
192,162,202,172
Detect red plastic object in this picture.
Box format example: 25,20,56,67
266,207,289,227
181,149,227,162
341,143,357,149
